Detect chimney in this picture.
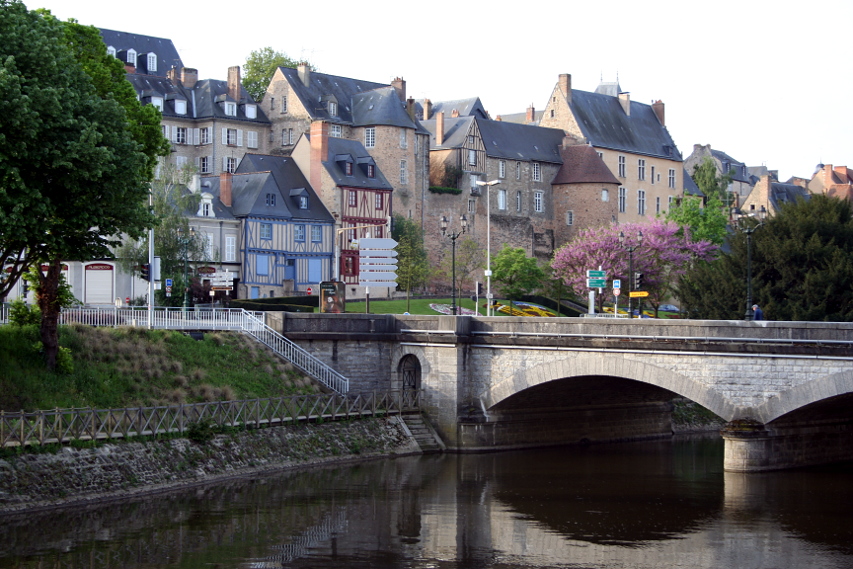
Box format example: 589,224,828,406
219,172,233,207
298,62,311,87
436,112,445,146
526,104,535,123
167,66,179,85
391,77,406,101
124,63,136,74
310,121,330,198
406,97,415,121
559,73,572,103
618,92,630,116
423,99,432,121
824,164,834,186
451,109,459,118
181,67,198,89
495,115,502,121
652,100,665,125
227,66,241,101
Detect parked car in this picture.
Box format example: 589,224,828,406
659,304,680,312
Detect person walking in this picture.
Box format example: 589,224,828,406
752,304,764,320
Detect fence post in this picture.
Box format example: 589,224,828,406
20,410,24,445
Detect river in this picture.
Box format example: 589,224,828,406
1,435,851,568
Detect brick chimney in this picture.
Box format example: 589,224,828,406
227,66,241,100
406,97,415,121
423,99,432,121
181,67,198,89
124,63,136,74
526,104,535,123
618,92,630,116
451,109,459,118
310,121,330,199
167,66,179,84
219,172,233,207
495,115,502,121
652,100,665,126
298,62,311,87
559,73,572,103
436,112,444,146
391,77,406,101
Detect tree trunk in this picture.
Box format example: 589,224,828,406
36,259,62,370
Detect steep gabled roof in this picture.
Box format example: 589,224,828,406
769,182,810,210
476,119,565,164
710,149,751,183
415,98,490,120
321,137,393,191
569,90,681,160
351,87,415,128
99,28,183,77
552,145,620,185
421,115,475,150
278,67,387,125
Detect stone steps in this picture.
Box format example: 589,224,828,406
402,414,444,454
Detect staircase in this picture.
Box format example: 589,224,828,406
402,414,444,454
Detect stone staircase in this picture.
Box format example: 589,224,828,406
402,414,445,454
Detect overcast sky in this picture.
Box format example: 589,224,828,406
30,0,852,182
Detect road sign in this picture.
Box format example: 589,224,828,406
359,238,399,287
614,288,621,296
629,291,649,298
165,278,173,287
359,237,398,250
587,278,607,288
613,279,621,289
307,287,313,295
586,270,606,278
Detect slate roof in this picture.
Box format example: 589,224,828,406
683,169,703,197
317,137,393,191
552,145,620,185
710,149,751,183
497,110,544,125
569,90,681,160
351,87,418,128
233,154,333,221
414,98,490,120
768,182,810,210
125,75,269,124
278,67,387,125
99,28,183,77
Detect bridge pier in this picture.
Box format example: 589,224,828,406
722,418,853,472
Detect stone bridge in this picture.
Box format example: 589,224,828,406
273,313,853,472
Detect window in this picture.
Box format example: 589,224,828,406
147,53,156,72
281,129,287,146
199,156,210,174
348,190,357,207
299,196,308,209
202,201,211,217
175,99,186,115
498,188,507,210
367,164,375,178
668,169,676,189
669,196,675,208
151,97,163,111
619,187,627,213
534,191,543,213
400,128,407,148
638,159,646,181
499,160,506,179
550,109,555,118
311,225,322,242
329,101,337,116
245,105,257,119
161,125,168,138
516,191,522,212
176,156,188,168
265,193,276,207
638,189,646,216
601,189,609,202
365,127,375,148
597,151,604,160
618,155,626,178
256,255,269,276
247,131,258,149
200,127,211,145
331,124,342,138
651,166,656,184
281,96,287,113
532,162,541,182
400,160,408,185
224,157,236,173
225,236,236,262
468,149,476,166
345,162,353,176
468,199,476,214
566,211,574,225
224,102,236,116
225,128,238,146
107,46,116,57
175,127,187,144
260,223,272,240
656,196,661,214
516,162,521,180
375,193,384,210
288,128,294,145
294,224,305,242
126,48,136,64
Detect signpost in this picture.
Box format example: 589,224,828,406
629,291,649,298
586,269,607,289
359,237,398,313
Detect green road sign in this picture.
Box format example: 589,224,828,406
587,278,607,288
586,270,606,278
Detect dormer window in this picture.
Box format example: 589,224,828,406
147,53,157,72
106,46,116,57
174,99,187,115
126,49,136,64
345,162,353,176
299,196,308,209
197,193,215,218
367,164,375,178
265,193,276,207
151,97,163,111
245,104,257,119
224,102,237,116
329,101,338,116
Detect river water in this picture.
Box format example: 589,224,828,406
1,435,851,568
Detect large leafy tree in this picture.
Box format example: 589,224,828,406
679,195,853,321
492,246,544,305
391,215,430,312
666,192,729,246
552,219,716,313
243,47,312,102
692,157,734,203
0,2,165,368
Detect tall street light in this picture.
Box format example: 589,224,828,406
176,226,195,313
619,230,643,318
440,214,467,316
475,179,500,316
732,206,767,320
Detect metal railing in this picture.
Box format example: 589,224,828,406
0,390,420,448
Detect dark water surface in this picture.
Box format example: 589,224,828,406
1,435,852,568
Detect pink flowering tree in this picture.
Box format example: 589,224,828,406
552,219,717,314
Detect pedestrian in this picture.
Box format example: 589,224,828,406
752,304,763,321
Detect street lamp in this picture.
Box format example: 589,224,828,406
440,214,467,316
619,230,643,318
732,206,767,320
475,179,500,316
176,226,195,312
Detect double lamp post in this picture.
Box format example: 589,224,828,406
732,206,767,320
440,214,467,316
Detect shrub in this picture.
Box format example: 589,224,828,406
9,299,40,326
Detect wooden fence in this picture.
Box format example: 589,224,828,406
0,390,420,448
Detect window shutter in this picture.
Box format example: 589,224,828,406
163,125,170,140
221,128,227,145
192,128,199,145
195,157,200,168
237,130,243,147
222,156,228,171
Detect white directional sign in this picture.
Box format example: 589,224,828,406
359,238,399,287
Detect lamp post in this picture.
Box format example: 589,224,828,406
440,214,467,316
619,230,643,318
732,206,767,320
475,179,500,316
176,226,195,313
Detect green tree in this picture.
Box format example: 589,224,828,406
242,47,311,102
491,246,544,311
692,157,734,203
678,195,853,321
391,215,430,312
666,193,729,246
0,2,165,368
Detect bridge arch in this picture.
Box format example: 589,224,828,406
755,369,853,423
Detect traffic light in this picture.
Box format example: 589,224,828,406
633,272,644,290
477,281,484,295
141,264,150,282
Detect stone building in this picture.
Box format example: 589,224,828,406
808,164,853,201
683,144,756,205
741,175,810,217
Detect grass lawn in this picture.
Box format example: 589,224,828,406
341,297,486,315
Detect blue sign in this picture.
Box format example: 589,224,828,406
165,278,173,287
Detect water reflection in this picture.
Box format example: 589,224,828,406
0,436,851,568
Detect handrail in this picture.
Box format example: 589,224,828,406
0,390,421,448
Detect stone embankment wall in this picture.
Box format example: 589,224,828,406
0,417,419,513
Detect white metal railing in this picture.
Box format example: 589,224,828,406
0,302,8,325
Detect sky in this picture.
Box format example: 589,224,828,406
29,0,853,182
